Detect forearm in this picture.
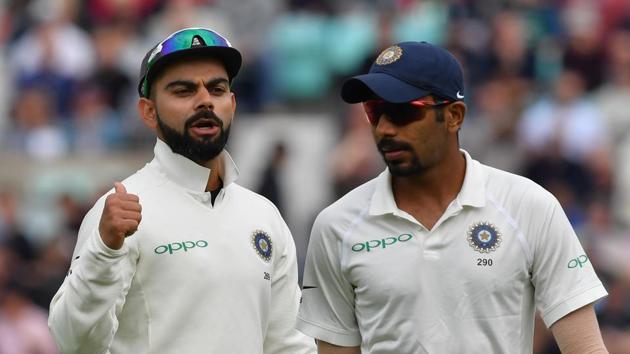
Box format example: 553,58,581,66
317,340,361,354
550,304,608,354
49,230,133,353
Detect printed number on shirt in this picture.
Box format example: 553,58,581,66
477,258,493,267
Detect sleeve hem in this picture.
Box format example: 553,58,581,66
541,284,608,327
295,317,361,347
92,229,129,259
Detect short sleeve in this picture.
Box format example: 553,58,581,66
530,193,607,327
296,212,361,346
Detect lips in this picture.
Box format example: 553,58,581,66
378,139,411,160
189,118,220,137
191,118,218,129
381,149,407,160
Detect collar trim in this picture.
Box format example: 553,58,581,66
368,149,486,216
151,139,239,192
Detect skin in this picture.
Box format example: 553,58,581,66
373,97,466,230
99,58,236,250
317,341,360,354
551,304,609,353
318,97,608,353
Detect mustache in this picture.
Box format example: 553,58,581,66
377,138,412,152
184,110,223,130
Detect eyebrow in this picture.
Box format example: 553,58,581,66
164,78,230,91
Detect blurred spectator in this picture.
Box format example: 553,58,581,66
89,24,133,111
8,0,95,116
518,69,610,165
486,11,536,83
561,0,607,91
517,70,611,226
0,190,36,262
0,271,58,354
461,77,527,173
596,23,630,226
4,86,69,160
68,83,125,154
257,142,288,214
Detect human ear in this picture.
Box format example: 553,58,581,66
447,101,466,133
138,98,158,130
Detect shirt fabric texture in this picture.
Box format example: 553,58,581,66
297,150,607,354
49,139,316,354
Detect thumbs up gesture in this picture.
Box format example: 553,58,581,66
98,182,142,250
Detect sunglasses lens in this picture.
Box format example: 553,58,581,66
162,31,228,55
150,29,230,68
362,101,424,126
362,99,450,126
362,102,382,126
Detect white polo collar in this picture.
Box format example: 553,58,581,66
151,138,239,192
369,149,486,216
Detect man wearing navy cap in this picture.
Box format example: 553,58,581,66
48,28,315,354
297,42,608,353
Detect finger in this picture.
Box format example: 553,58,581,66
120,210,142,222
120,194,140,203
118,200,142,213
117,219,140,235
114,182,127,194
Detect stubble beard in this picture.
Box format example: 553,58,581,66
377,137,426,177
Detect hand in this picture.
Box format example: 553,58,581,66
98,182,142,250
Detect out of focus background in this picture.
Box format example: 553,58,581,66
0,0,629,353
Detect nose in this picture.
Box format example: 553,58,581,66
374,114,397,137
194,84,214,111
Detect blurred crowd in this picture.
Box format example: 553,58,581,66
1,0,630,353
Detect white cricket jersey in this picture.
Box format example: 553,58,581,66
297,150,607,353
49,139,315,354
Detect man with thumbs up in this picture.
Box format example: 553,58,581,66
48,28,315,354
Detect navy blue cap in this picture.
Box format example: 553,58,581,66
341,41,465,103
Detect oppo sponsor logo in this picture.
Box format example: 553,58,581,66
351,233,413,252
154,240,208,255
567,254,589,269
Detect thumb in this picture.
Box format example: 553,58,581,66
114,182,127,194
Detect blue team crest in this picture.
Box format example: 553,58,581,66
467,222,502,253
251,230,273,262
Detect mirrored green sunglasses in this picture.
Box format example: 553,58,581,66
138,28,241,97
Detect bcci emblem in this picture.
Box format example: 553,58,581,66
251,230,273,262
376,45,403,65
467,222,501,253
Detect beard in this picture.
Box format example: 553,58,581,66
156,109,231,163
377,138,425,176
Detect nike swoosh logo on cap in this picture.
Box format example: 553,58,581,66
456,91,464,99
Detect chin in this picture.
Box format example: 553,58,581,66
387,163,425,177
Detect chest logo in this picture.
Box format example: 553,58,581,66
467,222,501,253
251,230,273,262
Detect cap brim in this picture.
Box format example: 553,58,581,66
139,46,242,97
340,73,430,103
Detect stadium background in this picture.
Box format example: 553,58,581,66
0,0,629,352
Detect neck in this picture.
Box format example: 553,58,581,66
201,154,224,192
392,148,466,212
